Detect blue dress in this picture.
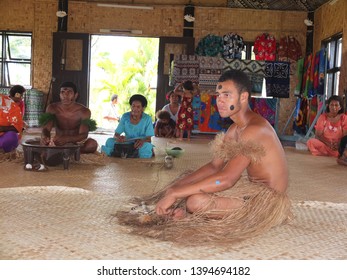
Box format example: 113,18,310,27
101,112,154,158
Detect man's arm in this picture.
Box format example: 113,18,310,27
40,105,55,145
155,156,250,215
170,156,249,198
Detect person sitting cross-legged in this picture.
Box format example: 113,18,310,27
101,94,154,158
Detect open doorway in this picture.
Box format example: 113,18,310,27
89,35,159,130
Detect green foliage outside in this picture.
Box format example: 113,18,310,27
89,36,159,129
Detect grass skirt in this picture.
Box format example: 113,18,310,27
116,176,292,245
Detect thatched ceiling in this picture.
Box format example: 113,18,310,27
71,0,335,12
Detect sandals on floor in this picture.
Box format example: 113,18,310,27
24,163,48,172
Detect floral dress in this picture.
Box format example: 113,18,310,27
176,96,193,131
307,113,347,157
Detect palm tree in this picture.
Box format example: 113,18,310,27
90,36,158,128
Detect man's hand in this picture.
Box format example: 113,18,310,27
155,190,177,216
40,135,50,146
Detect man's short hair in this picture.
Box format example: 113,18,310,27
111,94,118,102
60,81,77,93
218,69,252,95
9,85,26,97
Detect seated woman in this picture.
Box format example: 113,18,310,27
162,90,180,122
0,85,25,153
101,94,154,158
307,95,347,158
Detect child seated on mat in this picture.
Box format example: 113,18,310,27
154,110,176,138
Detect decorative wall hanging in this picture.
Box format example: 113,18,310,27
254,33,276,61
222,33,245,59
195,35,223,57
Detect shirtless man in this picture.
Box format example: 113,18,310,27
116,70,290,243
40,82,97,165
155,69,289,219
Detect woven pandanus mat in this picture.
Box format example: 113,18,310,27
1,186,346,260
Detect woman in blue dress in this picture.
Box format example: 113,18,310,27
101,94,154,158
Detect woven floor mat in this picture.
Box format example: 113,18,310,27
1,186,346,260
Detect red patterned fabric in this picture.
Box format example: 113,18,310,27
278,36,302,61
0,95,23,136
253,33,276,61
176,96,194,130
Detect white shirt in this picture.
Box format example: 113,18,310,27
162,104,180,122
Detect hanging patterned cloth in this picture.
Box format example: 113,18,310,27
171,54,199,86
222,58,265,95
249,97,277,127
293,97,309,135
222,33,245,59
253,33,276,61
277,36,302,61
301,53,313,98
264,61,290,98
195,34,223,57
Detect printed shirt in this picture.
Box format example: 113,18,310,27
253,33,276,61
315,113,347,143
0,95,24,136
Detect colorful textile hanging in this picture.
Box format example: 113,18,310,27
317,48,326,96
192,92,201,130
301,53,313,98
208,95,223,131
277,36,302,61
294,58,304,96
171,54,199,86
264,61,290,98
253,33,276,61
249,97,277,126
222,33,245,59
293,97,309,135
223,58,265,95
198,92,213,132
195,34,223,57
198,56,224,90
310,51,320,97
300,49,325,98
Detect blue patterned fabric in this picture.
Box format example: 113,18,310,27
195,35,223,57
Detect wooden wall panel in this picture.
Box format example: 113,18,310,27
3,0,345,134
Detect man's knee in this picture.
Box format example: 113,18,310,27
186,193,210,213
81,138,98,153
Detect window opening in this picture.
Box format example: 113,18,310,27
322,33,342,98
0,31,32,87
